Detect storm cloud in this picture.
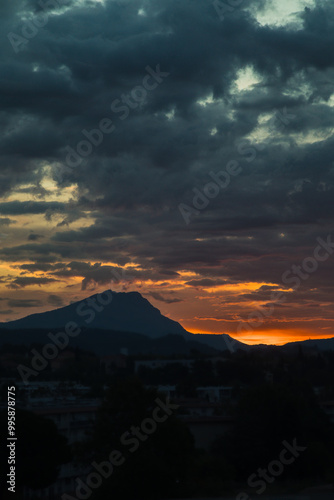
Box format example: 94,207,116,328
1,0,334,343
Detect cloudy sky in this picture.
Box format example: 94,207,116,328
1,0,334,344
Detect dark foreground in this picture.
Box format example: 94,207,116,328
170,490,334,500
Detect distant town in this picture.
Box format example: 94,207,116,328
1,341,334,499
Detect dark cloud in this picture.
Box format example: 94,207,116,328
0,201,66,215
1,0,334,337
28,233,44,241
0,218,15,226
18,263,64,272
47,294,64,307
185,279,228,288
7,299,42,308
146,292,183,304
7,277,59,289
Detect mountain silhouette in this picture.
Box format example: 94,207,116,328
0,290,188,338
1,290,331,354
0,290,248,353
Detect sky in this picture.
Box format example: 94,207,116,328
1,0,334,345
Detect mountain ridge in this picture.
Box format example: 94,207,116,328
0,289,246,354
1,290,333,353
0,290,188,338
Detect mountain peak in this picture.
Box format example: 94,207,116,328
1,289,187,338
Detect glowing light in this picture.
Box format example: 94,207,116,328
235,329,334,346
165,109,175,121
197,94,215,107
204,281,278,294
235,66,262,92
253,0,316,29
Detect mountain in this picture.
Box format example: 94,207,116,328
0,328,222,356
0,291,187,338
2,290,333,354
282,337,334,352
0,290,247,354
191,333,249,352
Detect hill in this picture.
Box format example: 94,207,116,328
0,290,244,354
0,291,187,338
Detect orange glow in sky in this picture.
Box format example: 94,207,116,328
1,264,334,347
